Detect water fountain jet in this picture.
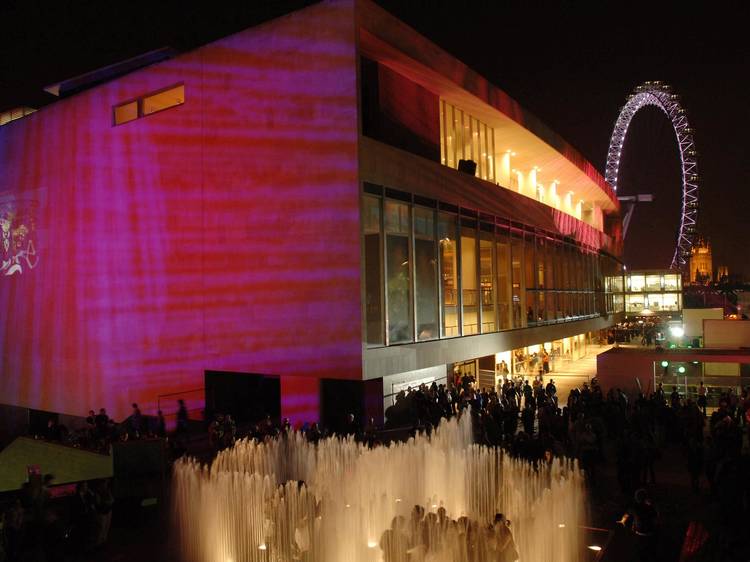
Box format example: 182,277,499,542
173,414,586,561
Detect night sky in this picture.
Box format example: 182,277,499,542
1,1,747,276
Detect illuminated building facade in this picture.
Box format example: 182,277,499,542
610,269,682,320
0,0,623,424
689,237,713,284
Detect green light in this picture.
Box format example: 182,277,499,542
661,360,669,368
677,366,686,374
669,344,676,349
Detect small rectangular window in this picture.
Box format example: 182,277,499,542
142,84,184,116
113,101,138,125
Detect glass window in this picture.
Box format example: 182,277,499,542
645,275,662,291
414,207,438,341
545,240,555,290
611,275,624,293
629,275,645,292
536,236,545,289
545,291,555,323
438,213,459,337
363,196,383,346
614,293,624,313
471,117,480,177
461,226,478,335
439,100,495,182
664,274,681,290
385,201,412,344
439,101,446,166
480,231,495,333
384,200,410,234
524,233,535,290
113,100,138,125
626,294,645,313
511,234,525,328
496,232,511,330
646,294,663,311
142,84,185,116
663,293,681,311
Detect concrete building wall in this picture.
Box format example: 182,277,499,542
0,0,361,421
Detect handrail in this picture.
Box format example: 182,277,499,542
383,375,450,401
156,388,204,420
157,388,203,400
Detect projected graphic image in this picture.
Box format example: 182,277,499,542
0,198,39,276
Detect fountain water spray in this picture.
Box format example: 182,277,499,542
173,414,586,561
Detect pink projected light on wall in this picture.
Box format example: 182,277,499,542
0,1,361,424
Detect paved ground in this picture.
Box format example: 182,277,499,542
546,344,612,403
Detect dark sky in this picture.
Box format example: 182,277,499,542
1,1,748,276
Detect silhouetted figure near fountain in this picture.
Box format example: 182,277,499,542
380,516,409,562
619,488,659,562
495,513,519,562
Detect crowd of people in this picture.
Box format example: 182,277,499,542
4,364,748,559
0,475,114,561
379,505,517,562
378,372,749,559
607,320,661,346
37,402,172,454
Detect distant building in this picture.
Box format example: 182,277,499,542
689,237,713,284
610,269,682,321
715,265,729,282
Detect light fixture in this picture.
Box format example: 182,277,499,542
669,326,685,338
588,545,602,552
677,366,686,374
660,360,669,368
367,541,378,548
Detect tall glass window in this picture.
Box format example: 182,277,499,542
461,225,478,335
438,213,459,337
545,239,555,291
545,291,555,323
479,229,495,332
524,233,536,325
496,231,511,330
385,200,412,344
439,99,496,182
536,236,546,289
363,195,383,346
414,207,438,341
511,233,525,328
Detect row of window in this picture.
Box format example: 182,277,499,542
618,273,682,293
623,293,682,313
0,106,35,127
113,84,184,126
362,187,623,347
439,100,495,183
